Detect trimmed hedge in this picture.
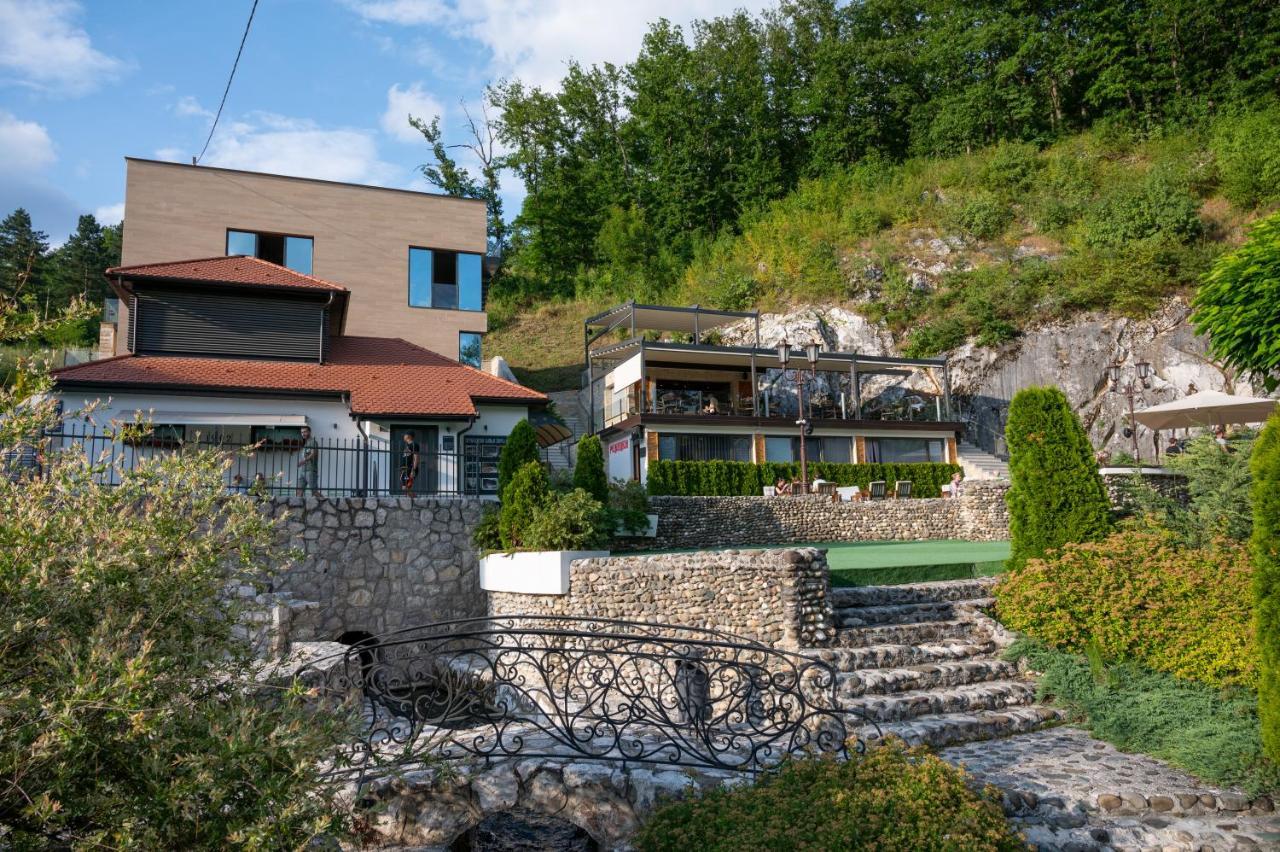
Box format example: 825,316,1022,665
645,460,961,497
634,739,1023,851
996,531,1257,689
1253,412,1280,762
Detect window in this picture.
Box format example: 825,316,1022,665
864,437,947,463
251,425,305,449
226,229,314,275
126,424,184,448
459,332,482,367
657,433,751,462
765,436,793,462
407,247,483,310
464,435,505,494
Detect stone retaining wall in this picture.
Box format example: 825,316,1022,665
615,481,1010,552
1100,469,1189,512
488,547,834,649
263,496,485,642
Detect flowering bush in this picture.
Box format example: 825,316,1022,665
997,531,1256,689
635,739,1023,851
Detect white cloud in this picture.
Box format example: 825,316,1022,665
381,82,444,143
346,0,769,90
0,0,126,96
174,95,213,120
200,112,403,185
93,201,124,225
0,111,56,172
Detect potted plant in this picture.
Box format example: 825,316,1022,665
477,460,611,595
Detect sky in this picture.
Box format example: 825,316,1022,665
0,0,771,245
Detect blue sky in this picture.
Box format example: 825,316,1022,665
0,0,768,244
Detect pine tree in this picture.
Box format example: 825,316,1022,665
0,208,49,301
46,214,118,307
497,420,541,499
572,435,608,502
1005,386,1112,569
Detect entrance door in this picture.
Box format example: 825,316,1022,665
390,425,438,494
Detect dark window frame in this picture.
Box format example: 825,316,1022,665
458,331,483,367
406,244,485,312
225,227,314,273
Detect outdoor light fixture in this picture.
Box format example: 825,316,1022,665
1108,360,1156,462
1135,360,1151,381
1108,363,1122,385
776,340,791,368
805,341,821,368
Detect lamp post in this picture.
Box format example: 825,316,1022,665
1108,360,1152,461
778,340,821,492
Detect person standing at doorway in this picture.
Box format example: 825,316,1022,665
400,431,420,493
295,425,320,496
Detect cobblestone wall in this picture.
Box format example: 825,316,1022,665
616,482,1010,551
1100,469,1189,512
488,548,834,649
263,496,485,641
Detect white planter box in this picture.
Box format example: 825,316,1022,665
614,513,660,538
479,550,610,595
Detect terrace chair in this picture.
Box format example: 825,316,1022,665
868,480,887,500
815,481,839,501
893,480,912,499
836,485,860,502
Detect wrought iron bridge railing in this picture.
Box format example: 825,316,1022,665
295,616,867,782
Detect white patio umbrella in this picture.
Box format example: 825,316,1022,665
1131,389,1279,431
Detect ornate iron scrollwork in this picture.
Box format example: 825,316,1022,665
295,616,864,781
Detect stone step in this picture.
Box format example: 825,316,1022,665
835,659,1020,698
806,639,1000,671
829,577,1000,609
835,617,986,648
852,705,1064,749
833,598,995,628
844,679,1038,723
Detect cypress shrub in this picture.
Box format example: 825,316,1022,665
497,420,540,500
1252,411,1280,761
572,435,608,502
498,461,550,551
1005,386,1111,569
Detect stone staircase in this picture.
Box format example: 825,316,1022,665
542,389,587,471
806,577,1062,749
958,440,1010,480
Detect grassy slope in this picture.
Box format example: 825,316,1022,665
488,122,1269,393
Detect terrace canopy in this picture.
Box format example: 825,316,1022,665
1131,390,1278,430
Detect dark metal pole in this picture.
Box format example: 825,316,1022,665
942,362,953,420
797,366,809,492
851,360,861,419
1129,388,1139,462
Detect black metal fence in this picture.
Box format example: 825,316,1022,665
32,423,496,498
295,616,860,781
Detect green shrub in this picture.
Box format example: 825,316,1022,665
573,434,608,502
634,739,1023,851
498,460,550,550
644,460,961,497
1212,106,1280,208
1253,412,1280,762
472,502,503,551
997,531,1256,688
525,488,610,551
1083,168,1202,248
1005,386,1111,568
608,478,651,535
983,141,1041,195
1008,641,1280,796
952,190,1013,240
497,419,540,499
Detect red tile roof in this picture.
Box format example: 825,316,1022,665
107,255,348,293
53,336,545,417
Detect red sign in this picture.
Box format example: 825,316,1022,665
608,439,630,454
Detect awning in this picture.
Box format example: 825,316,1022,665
529,408,572,447
136,411,309,427
1131,390,1278,430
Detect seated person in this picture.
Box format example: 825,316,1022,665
774,477,792,495
1165,435,1183,457
947,471,965,498
703,395,721,414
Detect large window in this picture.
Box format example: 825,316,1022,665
464,435,505,494
459,332,482,367
408,247,483,310
226,229,313,274
864,437,947,463
657,433,751,462
765,436,851,463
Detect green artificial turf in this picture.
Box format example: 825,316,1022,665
631,539,1010,586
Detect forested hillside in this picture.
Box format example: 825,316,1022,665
457,0,1280,390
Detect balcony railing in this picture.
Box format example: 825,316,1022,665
7,424,497,498
604,388,946,427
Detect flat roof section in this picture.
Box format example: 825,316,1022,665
587,338,945,373
585,302,759,336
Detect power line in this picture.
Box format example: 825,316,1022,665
195,0,260,165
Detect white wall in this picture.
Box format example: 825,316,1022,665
606,434,633,482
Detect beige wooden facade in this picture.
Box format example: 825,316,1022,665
115,158,488,358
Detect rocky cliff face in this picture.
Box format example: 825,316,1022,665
721,297,1263,458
